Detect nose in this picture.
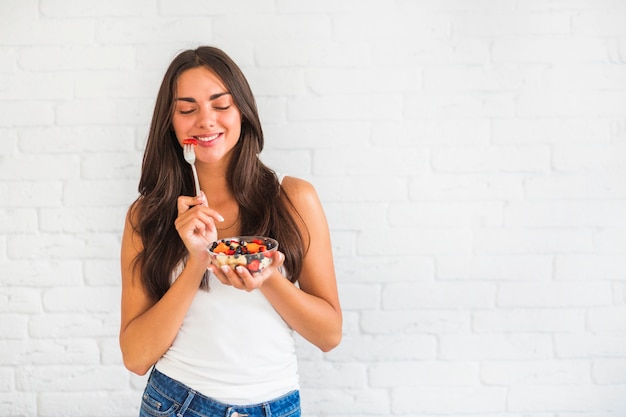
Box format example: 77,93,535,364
197,105,216,128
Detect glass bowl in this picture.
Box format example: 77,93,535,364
207,236,278,274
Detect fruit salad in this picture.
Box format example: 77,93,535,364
208,236,278,274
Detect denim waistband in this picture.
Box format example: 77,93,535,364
146,367,300,417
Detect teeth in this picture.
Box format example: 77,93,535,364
196,133,219,141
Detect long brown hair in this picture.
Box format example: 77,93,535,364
130,46,305,300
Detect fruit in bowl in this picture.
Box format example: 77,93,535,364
208,236,278,274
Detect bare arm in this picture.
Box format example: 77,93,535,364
119,194,221,375
261,178,342,351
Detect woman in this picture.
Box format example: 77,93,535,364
119,46,342,417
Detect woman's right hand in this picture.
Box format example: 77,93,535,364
174,192,224,260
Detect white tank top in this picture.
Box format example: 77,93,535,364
156,173,298,405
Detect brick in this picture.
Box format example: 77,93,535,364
382,283,496,309
473,308,585,332
493,118,614,144
409,173,524,201
0,181,63,208
0,72,72,99
361,310,469,334
0,154,78,180
214,15,331,41
372,119,491,146
505,202,626,227
29,313,117,338
56,98,153,125
482,359,590,385
17,365,128,391
81,152,142,180
392,386,507,414
256,41,371,68
39,207,128,233
265,121,368,149
0,339,98,366
0,16,94,45
555,255,626,281
38,391,139,417
334,13,450,41
0,393,36,417
8,233,120,260
63,179,138,207
0,208,37,233
360,228,473,255
260,150,311,178
553,143,626,172
498,282,612,307
595,228,626,254
84,260,120,286
0,288,42,313
313,147,428,176
329,334,437,362
0,47,17,71
0,368,13,391
588,307,626,333
0,314,28,339
452,11,570,36
556,334,626,358
0,101,54,127
518,92,626,117
573,10,626,36
493,37,610,63
337,255,434,284
40,0,156,17
324,202,385,231
338,284,379,310
0,260,82,287
370,361,479,387
161,0,273,14
508,385,626,412
42,286,119,313
390,202,504,227
288,94,403,121
440,334,553,360
312,176,408,203
437,255,553,281
431,145,551,173
374,38,490,65
75,70,162,99
298,361,366,388
307,68,420,95
20,126,136,153
526,173,626,200
300,388,390,415
474,229,593,254
406,92,516,118
593,359,626,384
19,45,136,71
423,65,543,92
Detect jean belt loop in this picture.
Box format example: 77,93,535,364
176,389,195,417
263,402,271,417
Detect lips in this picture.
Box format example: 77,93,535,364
194,133,222,147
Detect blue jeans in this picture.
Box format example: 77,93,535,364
139,368,301,417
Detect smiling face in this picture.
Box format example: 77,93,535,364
172,66,242,165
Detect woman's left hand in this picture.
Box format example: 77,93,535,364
208,251,285,291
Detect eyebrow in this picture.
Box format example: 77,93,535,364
176,92,231,103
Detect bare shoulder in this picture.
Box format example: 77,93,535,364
280,176,320,207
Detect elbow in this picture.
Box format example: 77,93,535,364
318,328,342,353
122,354,153,376
120,342,154,376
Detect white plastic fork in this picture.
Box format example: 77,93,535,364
183,141,201,197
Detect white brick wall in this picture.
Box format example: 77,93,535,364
1,0,625,416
